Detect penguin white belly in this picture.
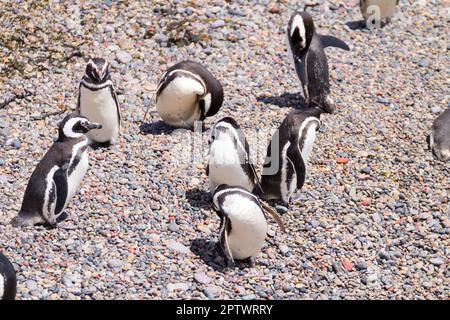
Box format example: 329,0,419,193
208,139,253,192
223,196,267,260
66,150,88,209
80,86,119,144
156,77,204,128
280,142,296,203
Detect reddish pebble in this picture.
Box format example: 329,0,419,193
342,259,353,271
337,157,349,164
359,199,371,206
269,5,280,14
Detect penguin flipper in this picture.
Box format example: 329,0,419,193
260,200,286,232
110,85,121,128
286,142,306,190
294,59,308,99
248,163,262,192
53,165,69,219
320,35,350,51
219,217,234,266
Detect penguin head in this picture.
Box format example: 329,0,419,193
287,11,315,53
0,253,16,300
85,58,110,83
58,114,103,140
209,117,240,144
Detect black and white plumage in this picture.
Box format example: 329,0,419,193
286,11,349,114
77,58,121,147
254,108,322,205
360,0,399,27
430,108,450,161
11,114,102,228
207,117,260,194
155,60,224,129
212,185,268,264
0,252,16,300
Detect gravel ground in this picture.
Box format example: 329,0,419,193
0,0,448,300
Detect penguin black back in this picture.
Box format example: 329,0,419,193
287,11,349,114
157,60,224,120
0,252,17,300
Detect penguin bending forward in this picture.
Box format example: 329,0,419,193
286,11,349,114
360,0,399,27
430,108,450,161
213,185,285,266
254,107,322,205
155,60,224,129
0,252,16,300
77,58,121,147
207,117,260,194
11,114,102,227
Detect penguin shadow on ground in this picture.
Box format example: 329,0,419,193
345,20,366,30
190,238,228,272
190,239,254,272
185,187,212,211
139,120,175,135
256,92,307,109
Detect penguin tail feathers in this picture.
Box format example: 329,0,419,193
320,35,350,51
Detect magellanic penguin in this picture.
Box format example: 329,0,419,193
254,107,322,205
430,108,450,161
0,252,16,300
77,58,121,147
153,60,224,129
11,114,102,228
213,185,285,266
360,0,399,27
207,117,260,194
286,11,350,114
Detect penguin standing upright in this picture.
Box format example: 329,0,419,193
77,58,121,147
254,107,322,205
360,0,399,27
286,11,349,114
11,114,102,227
430,108,450,161
213,185,284,265
0,252,16,300
207,117,260,194
153,60,224,129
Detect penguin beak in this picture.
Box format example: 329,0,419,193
85,121,102,131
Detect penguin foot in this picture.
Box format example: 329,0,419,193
10,215,39,228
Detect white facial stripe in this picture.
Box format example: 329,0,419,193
100,62,108,77
43,166,59,222
213,122,247,156
63,118,85,139
291,14,306,48
213,187,258,209
81,79,114,90
298,117,320,151
160,69,207,97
